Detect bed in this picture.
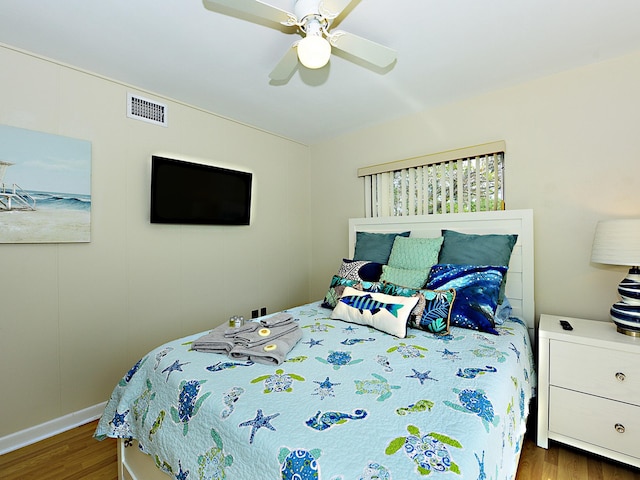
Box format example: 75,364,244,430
95,209,536,480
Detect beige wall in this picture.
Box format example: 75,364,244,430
309,50,640,324
3,42,640,440
0,46,311,437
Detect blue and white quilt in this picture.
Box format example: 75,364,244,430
95,301,535,480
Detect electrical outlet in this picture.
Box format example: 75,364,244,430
260,307,267,316
251,309,259,319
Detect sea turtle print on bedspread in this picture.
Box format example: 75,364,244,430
95,301,535,479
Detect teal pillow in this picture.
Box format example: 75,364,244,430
353,231,410,264
380,265,429,289
438,230,517,303
387,236,444,270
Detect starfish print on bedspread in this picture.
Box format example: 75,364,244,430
162,359,190,382
239,409,280,444
313,376,341,400
406,369,438,385
302,338,324,348
437,348,460,361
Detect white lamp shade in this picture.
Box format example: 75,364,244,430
297,35,331,69
591,219,640,266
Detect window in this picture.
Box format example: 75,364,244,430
358,141,505,217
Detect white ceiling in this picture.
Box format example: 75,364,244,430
2,1,640,145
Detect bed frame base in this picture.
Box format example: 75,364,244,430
119,439,167,480
117,209,535,480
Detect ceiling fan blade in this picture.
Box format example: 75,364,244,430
329,30,397,68
202,0,297,26
319,0,357,19
269,44,299,81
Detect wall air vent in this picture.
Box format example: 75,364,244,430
127,93,168,127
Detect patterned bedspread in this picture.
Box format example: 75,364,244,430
95,301,535,479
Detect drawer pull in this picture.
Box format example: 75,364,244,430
615,423,626,434
615,372,626,381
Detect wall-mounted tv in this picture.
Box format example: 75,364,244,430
150,156,252,225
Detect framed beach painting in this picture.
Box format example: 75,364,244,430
0,125,91,243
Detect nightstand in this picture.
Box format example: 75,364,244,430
537,314,640,468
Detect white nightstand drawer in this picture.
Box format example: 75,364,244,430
549,387,640,459
549,340,640,405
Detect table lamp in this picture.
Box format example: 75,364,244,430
591,219,640,336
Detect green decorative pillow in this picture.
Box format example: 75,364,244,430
387,236,444,270
380,265,430,289
353,231,410,264
331,286,419,338
438,230,517,303
382,282,454,335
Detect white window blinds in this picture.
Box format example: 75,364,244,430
358,141,505,217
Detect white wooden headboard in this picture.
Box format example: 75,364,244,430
349,209,535,336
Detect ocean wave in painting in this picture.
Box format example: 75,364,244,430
28,191,91,211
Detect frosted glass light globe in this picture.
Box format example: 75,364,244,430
297,35,331,69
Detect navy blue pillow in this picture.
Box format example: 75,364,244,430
337,258,384,282
426,264,507,335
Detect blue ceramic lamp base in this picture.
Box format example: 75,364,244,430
610,266,640,337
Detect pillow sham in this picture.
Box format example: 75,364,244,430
387,236,444,270
382,281,454,335
353,231,410,264
426,264,507,335
337,258,384,282
438,230,517,303
331,286,418,338
379,265,430,289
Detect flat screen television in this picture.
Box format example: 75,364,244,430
150,156,252,225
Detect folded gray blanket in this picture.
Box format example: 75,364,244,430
192,312,301,365
228,326,303,365
233,313,298,348
191,321,236,354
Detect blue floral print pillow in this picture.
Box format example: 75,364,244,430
382,282,455,335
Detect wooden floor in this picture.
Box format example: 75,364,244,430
0,421,117,480
1,421,639,479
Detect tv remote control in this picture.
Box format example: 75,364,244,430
559,320,573,331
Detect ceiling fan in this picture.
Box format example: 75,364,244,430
202,0,397,81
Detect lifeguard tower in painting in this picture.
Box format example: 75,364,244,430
0,160,36,211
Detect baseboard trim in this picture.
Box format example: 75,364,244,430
0,402,107,455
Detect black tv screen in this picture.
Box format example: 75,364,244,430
150,156,252,225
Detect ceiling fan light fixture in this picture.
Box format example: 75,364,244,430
297,34,331,69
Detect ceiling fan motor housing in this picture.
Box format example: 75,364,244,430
294,0,323,24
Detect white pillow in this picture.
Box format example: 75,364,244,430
331,286,419,338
